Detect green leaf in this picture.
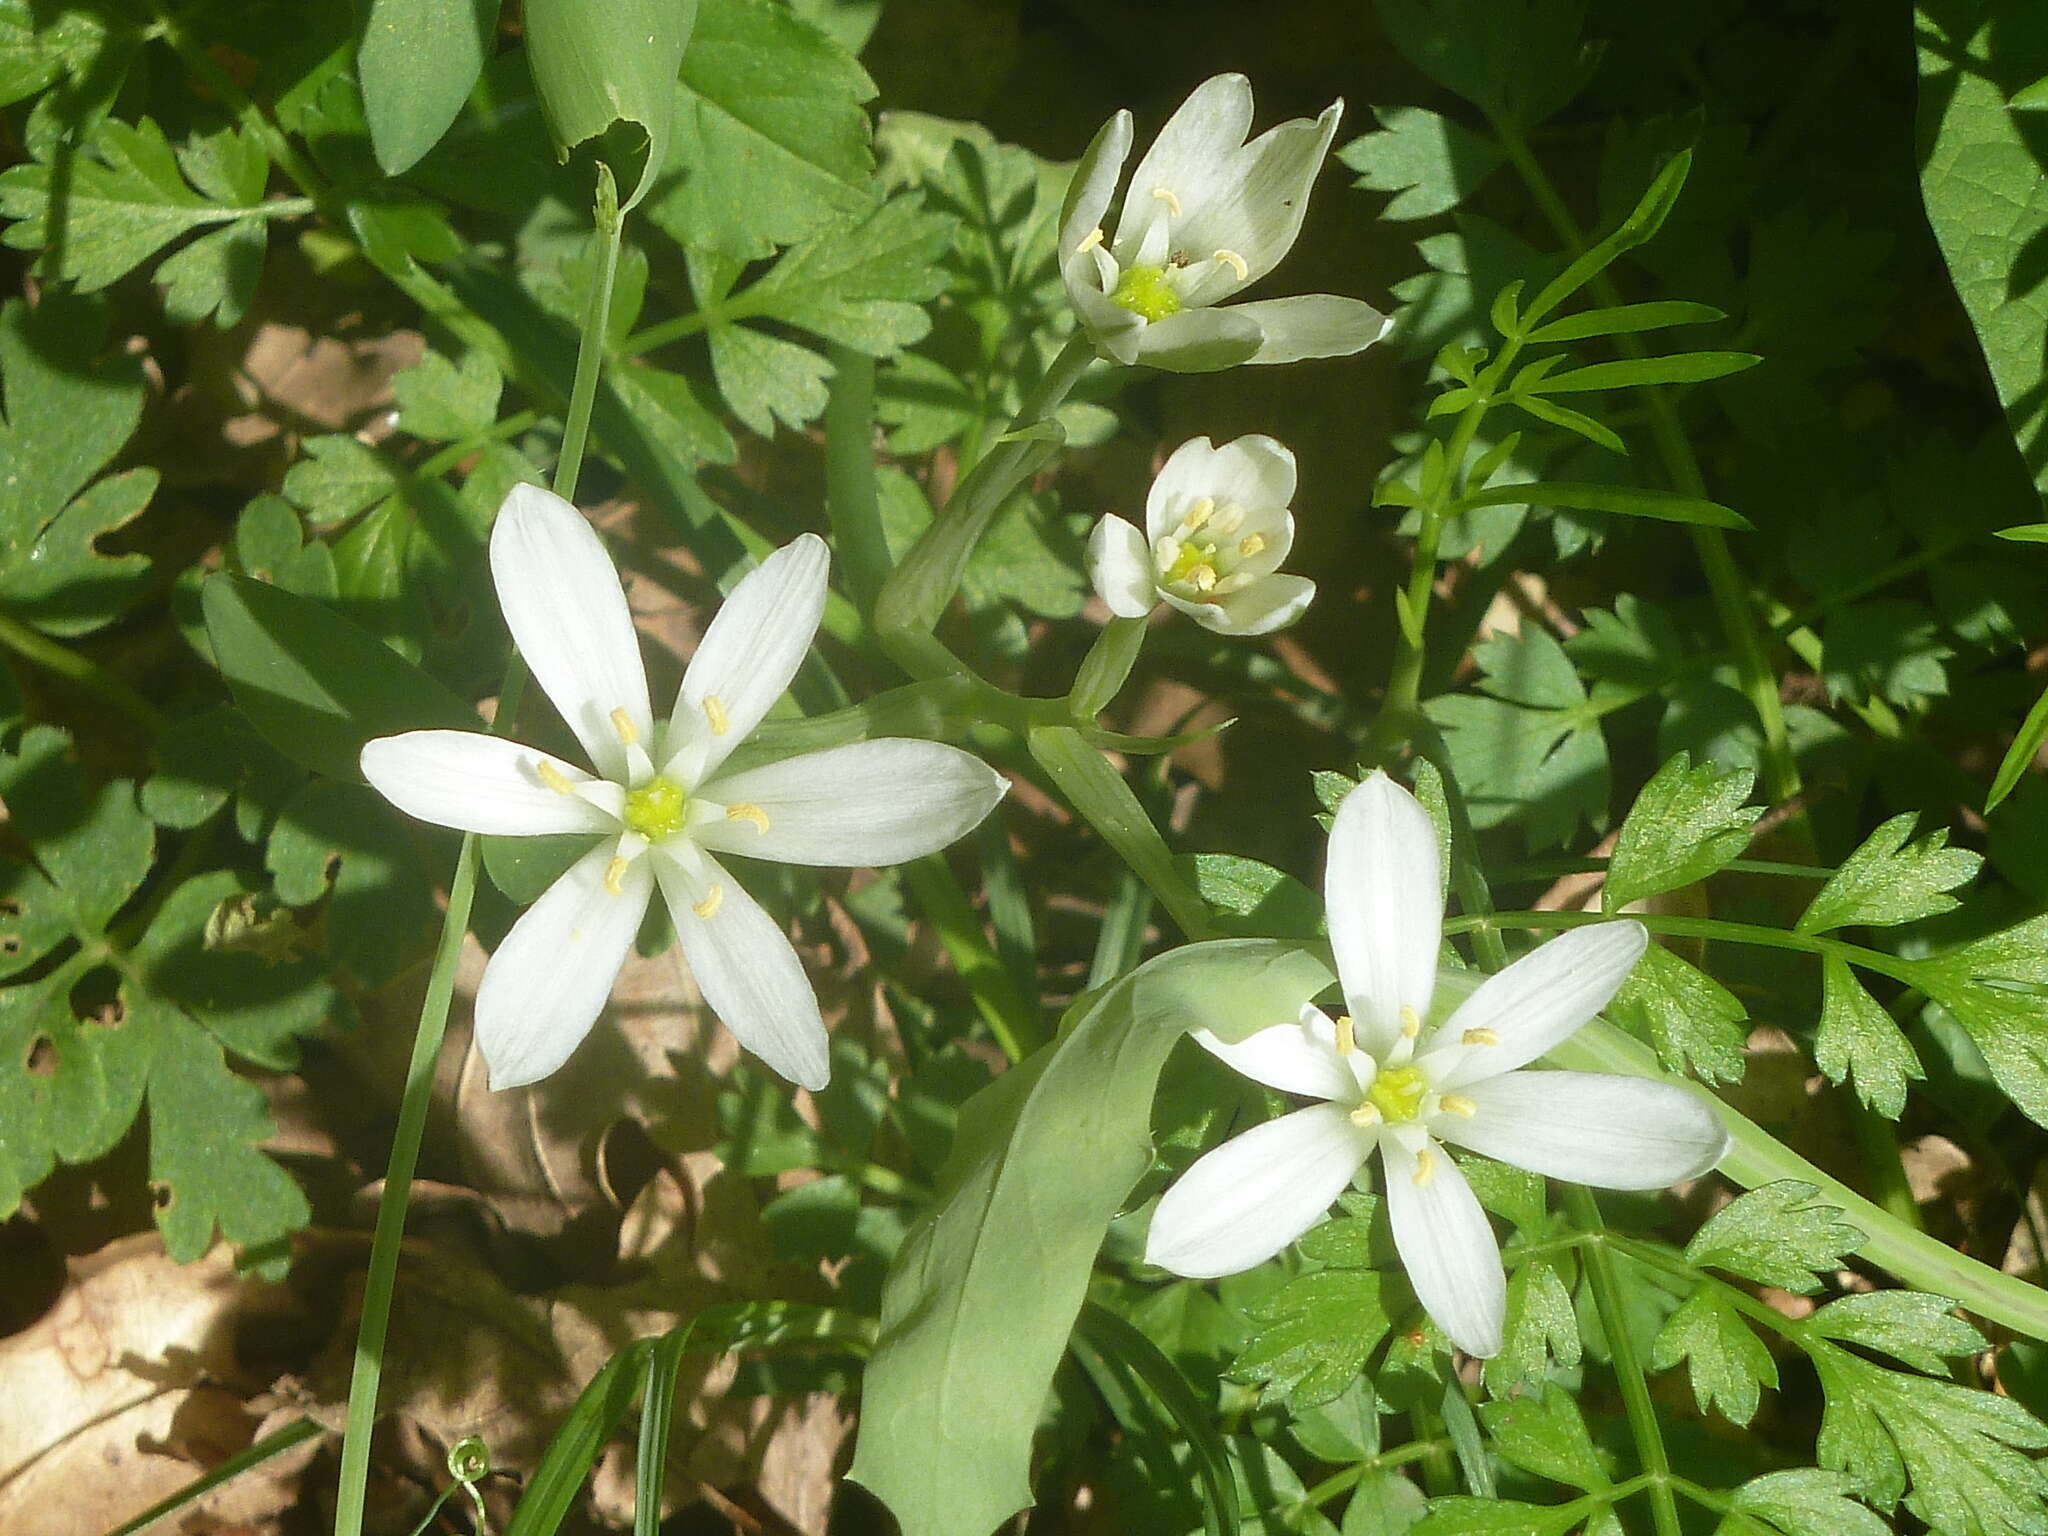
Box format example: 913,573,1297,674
1336,105,1503,220
1478,1387,1608,1491
1481,1260,1580,1397
358,0,499,176
1521,150,1692,329
266,782,435,988
1651,1287,1776,1426
200,573,478,781
1603,943,1748,1083
1524,300,1724,343
1411,1497,1584,1536
1188,854,1324,939
847,940,1333,1536
1519,352,1760,394
504,1340,653,1536
523,0,695,210
652,0,875,257
1685,1181,1865,1294
1810,1291,1985,1375
1229,1269,1395,1412
1814,956,1923,1119
1603,753,1759,911
1457,480,1751,530
1377,0,1597,131
1796,812,1980,934
282,435,400,527
1508,391,1627,453
1819,602,1952,710
393,348,503,442
1727,1469,1891,1536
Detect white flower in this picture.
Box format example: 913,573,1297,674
1144,772,1729,1357
1088,434,1314,635
360,485,1008,1093
1060,73,1391,373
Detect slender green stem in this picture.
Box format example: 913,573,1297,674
107,1418,324,1536
1564,1186,1683,1536
823,346,890,619
0,609,168,732
554,168,621,506
1456,907,1924,986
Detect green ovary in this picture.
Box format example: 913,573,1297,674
1110,264,1183,322
1162,540,1217,587
1366,1065,1429,1124
623,777,688,841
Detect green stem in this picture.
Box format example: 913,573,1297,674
1564,1186,1683,1536
0,609,168,732
554,167,621,505
1458,907,1924,987
824,346,890,619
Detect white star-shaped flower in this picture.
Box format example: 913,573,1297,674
1088,434,1314,635
1060,73,1391,373
361,485,1008,1093
1144,772,1730,1357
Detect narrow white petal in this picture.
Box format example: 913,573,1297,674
654,847,830,1090
670,534,829,784
1144,1103,1369,1278
1144,436,1221,543
474,843,652,1089
1059,108,1134,257
1189,573,1316,636
1326,772,1443,1056
696,739,1007,866
1088,515,1160,618
360,730,617,836
1230,295,1393,366
1130,307,1264,372
1435,922,1649,1090
1193,1005,1357,1101
1066,256,1148,363
1206,434,1298,520
1176,102,1342,291
1380,1136,1505,1358
1117,73,1255,251
1441,1071,1730,1190
490,484,651,784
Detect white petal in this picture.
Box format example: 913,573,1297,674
1380,1136,1505,1357
1434,922,1648,1090
1206,434,1299,521
1326,772,1443,1056
1175,102,1342,295
654,847,830,1090
1088,515,1160,618
474,843,652,1089
1130,307,1264,372
1059,108,1133,257
1144,436,1221,543
1229,295,1394,366
1193,1004,1357,1101
360,730,619,836
696,739,1007,866
1439,1071,1730,1190
1188,573,1315,636
1117,74,1255,251
1144,1102,1369,1278
668,534,829,785
490,483,651,784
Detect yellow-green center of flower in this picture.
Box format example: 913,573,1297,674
623,777,688,841
1111,264,1182,322
1163,540,1217,587
1366,1064,1429,1124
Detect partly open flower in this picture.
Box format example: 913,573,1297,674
1144,772,1729,1357
361,485,1008,1093
1060,73,1390,372
1088,434,1314,635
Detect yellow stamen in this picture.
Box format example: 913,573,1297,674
1441,1094,1476,1118
1190,564,1217,593
535,760,575,795
704,695,730,736
1462,1026,1501,1048
1399,1004,1422,1039
1349,1102,1382,1128
609,707,639,745
725,802,770,833
603,856,629,896
1075,225,1105,254
692,884,724,920
1412,1147,1436,1187
1212,248,1249,281
1151,185,1183,217
1238,532,1267,559
1180,497,1215,533
1333,1014,1355,1056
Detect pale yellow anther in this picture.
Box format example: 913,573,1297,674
725,802,771,833
603,856,630,896
1333,1014,1356,1056
703,695,730,736
535,760,575,796
1151,185,1183,217
1349,1101,1382,1129
1190,565,1217,593
609,707,639,746
1239,532,1267,559
1214,506,1245,536
1412,1147,1436,1187
1212,248,1249,281
1441,1094,1477,1118
1075,225,1105,254
1462,1026,1501,1048
1399,1004,1422,1040
1180,497,1215,533
692,884,724,920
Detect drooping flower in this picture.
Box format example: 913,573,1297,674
361,485,1008,1093
1060,73,1391,373
1144,772,1729,1357
1088,434,1314,635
